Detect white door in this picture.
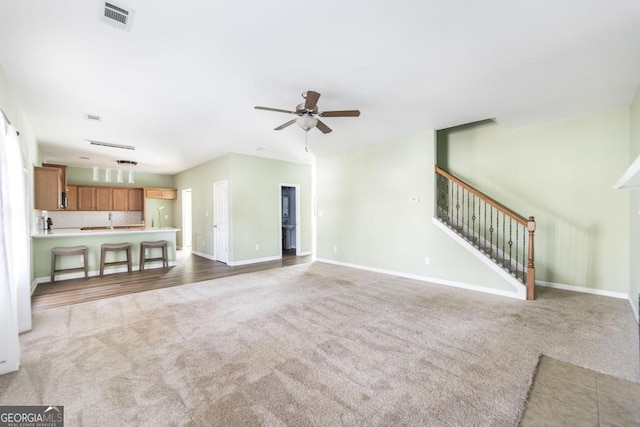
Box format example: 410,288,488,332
213,180,229,263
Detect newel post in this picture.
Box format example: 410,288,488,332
526,216,536,300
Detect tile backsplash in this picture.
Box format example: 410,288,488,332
42,211,143,229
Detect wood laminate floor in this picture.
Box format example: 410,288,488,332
32,250,312,311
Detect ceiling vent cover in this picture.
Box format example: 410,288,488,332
101,2,135,31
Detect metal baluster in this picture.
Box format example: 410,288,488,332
515,224,520,281
472,194,476,246
508,218,513,274
455,184,460,228
502,212,506,267
489,206,494,258
484,201,487,253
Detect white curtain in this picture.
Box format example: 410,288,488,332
0,113,29,374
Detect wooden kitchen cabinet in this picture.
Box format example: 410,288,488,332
78,186,95,211
113,188,128,211
128,188,143,211
144,188,177,199
34,166,62,211
75,185,143,211
66,184,78,211
42,163,67,191
78,186,113,211
95,187,113,211
112,188,142,211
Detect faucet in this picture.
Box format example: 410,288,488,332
108,212,113,230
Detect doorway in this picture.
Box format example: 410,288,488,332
280,184,300,256
181,188,192,251
213,180,229,264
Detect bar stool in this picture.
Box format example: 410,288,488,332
140,240,169,271
51,245,89,284
100,242,132,277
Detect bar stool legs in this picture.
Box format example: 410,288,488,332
140,240,169,271
100,243,133,276
51,246,89,284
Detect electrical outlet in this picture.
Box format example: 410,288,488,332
164,214,168,219
333,245,338,253
424,256,430,265
255,244,259,250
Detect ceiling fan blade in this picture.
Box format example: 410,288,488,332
315,119,332,134
304,91,321,110
320,110,361,117
274,119,296,130
255,106,295,114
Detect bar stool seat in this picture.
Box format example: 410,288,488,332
100,242,132,276
140,240,169,271
51,245,89,284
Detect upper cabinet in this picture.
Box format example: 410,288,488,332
34,166,63,211
113,187,143,211
66,184,78,211
75,186,142,211
144,188,177,199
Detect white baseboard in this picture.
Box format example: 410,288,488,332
191,251,216,261
316,258,526,300
31,279,38,295
296,251,313,256
536,280,629,299
228,255,281,267
537,280,637,324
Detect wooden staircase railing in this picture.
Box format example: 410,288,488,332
435,166,536,300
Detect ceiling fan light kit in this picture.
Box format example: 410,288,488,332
255,90,360,135
296,115,318,132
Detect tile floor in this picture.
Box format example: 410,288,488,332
520,356,640,426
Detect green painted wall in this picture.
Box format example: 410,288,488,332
173,155,231,255
629,85,640,321
230,154,313,261
67,166,173,188
173,153,311,263
440,111,630,293
316,132,518,294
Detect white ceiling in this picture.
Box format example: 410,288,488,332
1,0,639,174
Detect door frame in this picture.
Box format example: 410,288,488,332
181,188,192,250
213,180,229,263
279,183,301,256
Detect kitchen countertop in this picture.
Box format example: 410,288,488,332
32,227,179,238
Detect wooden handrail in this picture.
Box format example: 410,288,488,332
435,166,527,226
435,165,536,300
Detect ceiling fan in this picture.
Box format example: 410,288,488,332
254,91,360,134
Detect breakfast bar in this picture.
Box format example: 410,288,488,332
32,227,179,284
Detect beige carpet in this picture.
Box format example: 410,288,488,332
1,262,638,426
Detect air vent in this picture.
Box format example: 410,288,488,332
88,140,135,150
116,160,137,166
101,2,135,31
85,114,101,121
